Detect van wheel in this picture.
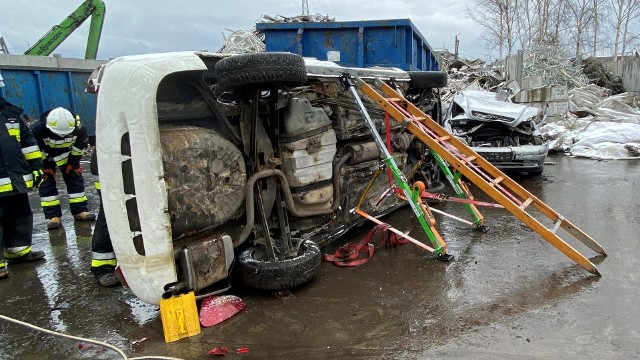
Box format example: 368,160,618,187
238,240,321,290
215,52,307,91
408,71,448,88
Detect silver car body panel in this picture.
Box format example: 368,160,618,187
454,90,540,127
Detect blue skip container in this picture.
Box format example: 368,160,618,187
256,18,441,71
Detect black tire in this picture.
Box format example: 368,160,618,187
215,52,307,91
238,240,321,290
408,71,448,88
529,170,543,176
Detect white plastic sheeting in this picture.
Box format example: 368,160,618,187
540,84,640,160
570,86,640,123
542,119,640,159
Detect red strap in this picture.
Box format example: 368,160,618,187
323,223,408,267
322,243,374,267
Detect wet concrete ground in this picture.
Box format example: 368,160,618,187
1,153,639,359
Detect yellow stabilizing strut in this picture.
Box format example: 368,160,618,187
352,75,606,276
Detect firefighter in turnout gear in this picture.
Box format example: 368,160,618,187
0,86,46,279
31,107,96,230
85,65,119,287
89,149,120,287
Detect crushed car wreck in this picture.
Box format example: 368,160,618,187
95,51,448,305
443,90,549,175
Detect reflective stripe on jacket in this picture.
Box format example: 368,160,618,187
0,97,44,196
31,110,88,170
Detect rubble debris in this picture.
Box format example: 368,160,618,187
217,14,334,54
438,50,504,105
568,84,640,123
581,57,624,95
434,46,637,161
625,144,640,156
217,28,265,54
77,342,90,350
130,336,150,346
209,347,229,356
259,14,335,23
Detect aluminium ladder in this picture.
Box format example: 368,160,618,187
343,74,606,276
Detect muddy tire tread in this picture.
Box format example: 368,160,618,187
215,52,307,91
238,240,321,290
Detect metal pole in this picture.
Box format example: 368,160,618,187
345,84,444,254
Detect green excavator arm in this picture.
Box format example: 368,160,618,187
24,0,106,59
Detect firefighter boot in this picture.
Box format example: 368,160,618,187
47,217,62,230
96,271,121,287
74,212,96,221
6,250,45,265
0,263,8,279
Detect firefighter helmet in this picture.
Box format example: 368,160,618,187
46,107,76,136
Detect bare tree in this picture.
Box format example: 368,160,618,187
593,0,600,56
515,0,541,48
467,0,519,58
611,0,624,61
467,0,640,63
513,0,569,46
551,0,570,41
565,0,595,59
620,0,640,56
536,0,553,42
609,0,640,70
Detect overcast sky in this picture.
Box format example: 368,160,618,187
1,0,488,61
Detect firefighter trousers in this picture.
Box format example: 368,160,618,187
91,190,115,276
0,193,34,260
39,167,88,219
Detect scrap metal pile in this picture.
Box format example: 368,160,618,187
436,47,639,160
217,28,264,54
259,14,335,23
581,57,624,95
520,43,589,88
217,14,334,54
438,50,504,105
